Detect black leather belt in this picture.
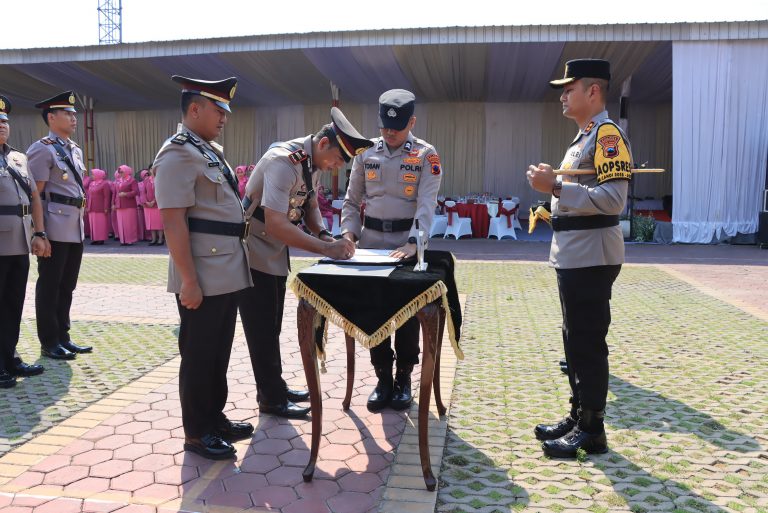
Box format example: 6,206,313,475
0,204,30,217
364,216,413,233
551,214,619,232
245,201,301,227
42,192,86,209
188,217,250,239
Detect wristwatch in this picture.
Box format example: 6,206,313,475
407,236,417,244
32,231,47,239
318,229,333,239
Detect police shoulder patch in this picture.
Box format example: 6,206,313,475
171,133,189,145
594,123,632,185
288,149,308,165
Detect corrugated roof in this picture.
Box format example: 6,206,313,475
0,21,765,64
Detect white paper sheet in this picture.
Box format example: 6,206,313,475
299,264,395,278
320,248,401,265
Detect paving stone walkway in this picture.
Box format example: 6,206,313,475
1,242,766,513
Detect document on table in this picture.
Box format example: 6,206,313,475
320,248,401,265
300,264,395,278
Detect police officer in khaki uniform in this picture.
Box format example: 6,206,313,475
342,89,442,412
526,59,631,458
0,95,48,388
154,75,254,460
240,107,371,418
27,91,93,360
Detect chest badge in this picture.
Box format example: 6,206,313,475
402,172,418,183
62,172,69,181
366,170,378,181
403,185,415,196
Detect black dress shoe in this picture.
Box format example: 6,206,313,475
258,401,310,419
184,434,236,460
286,388,310,403
542,427,608,458
559,359,568,374
61,340,93,354
534,416,576,441
215,419,254,442
9,359,44,377
0,370,17,389
42,344,77,360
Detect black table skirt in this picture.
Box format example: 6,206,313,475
290,250,463,360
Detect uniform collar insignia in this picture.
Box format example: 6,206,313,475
404,141,412,152
376,140,384,152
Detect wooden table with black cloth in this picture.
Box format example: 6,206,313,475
290,250,463,490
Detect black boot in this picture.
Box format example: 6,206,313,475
390,364,414,411
367,365,393,412
542,409,608,458
534,416,576,441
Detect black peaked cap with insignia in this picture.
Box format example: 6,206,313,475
330,107,373,162
549,59,611,88
0,95,11,120
34,91,77,112
378,89,416,131
172,75,238,112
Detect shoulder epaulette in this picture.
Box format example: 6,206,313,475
40,138,54,145
288,149,308,165
170,133,189,145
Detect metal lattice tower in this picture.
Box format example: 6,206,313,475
97,0,122,44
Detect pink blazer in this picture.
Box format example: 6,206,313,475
87,181,112,213
114,179,139,209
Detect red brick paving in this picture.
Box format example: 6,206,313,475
3,289,414,512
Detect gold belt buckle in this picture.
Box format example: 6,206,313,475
22,204,30,216
80,197,87,209
242,221,251,239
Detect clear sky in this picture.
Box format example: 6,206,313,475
2,0,767,50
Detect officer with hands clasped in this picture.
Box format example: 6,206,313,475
526,59,631,458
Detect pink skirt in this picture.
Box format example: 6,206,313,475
109,209,117,235
144,207,164,230
116,208,139,244
137,207,147,240
84,213,91,237
88,212,109,241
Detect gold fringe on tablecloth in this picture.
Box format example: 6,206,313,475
289,277,464,362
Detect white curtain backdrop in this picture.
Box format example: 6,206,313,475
673,40,768,243
484,104,544,207
7,100,673,204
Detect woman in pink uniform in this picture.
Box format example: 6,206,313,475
86,169,111,245
114,164,139,246
82,170,92,239
136,169,148,241
143,167,164,245
236,165,248,199
109,169,120,238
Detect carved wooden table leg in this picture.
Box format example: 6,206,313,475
343,333,355,411
298,299,322,483
415,302,439,491
433,305,447,416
